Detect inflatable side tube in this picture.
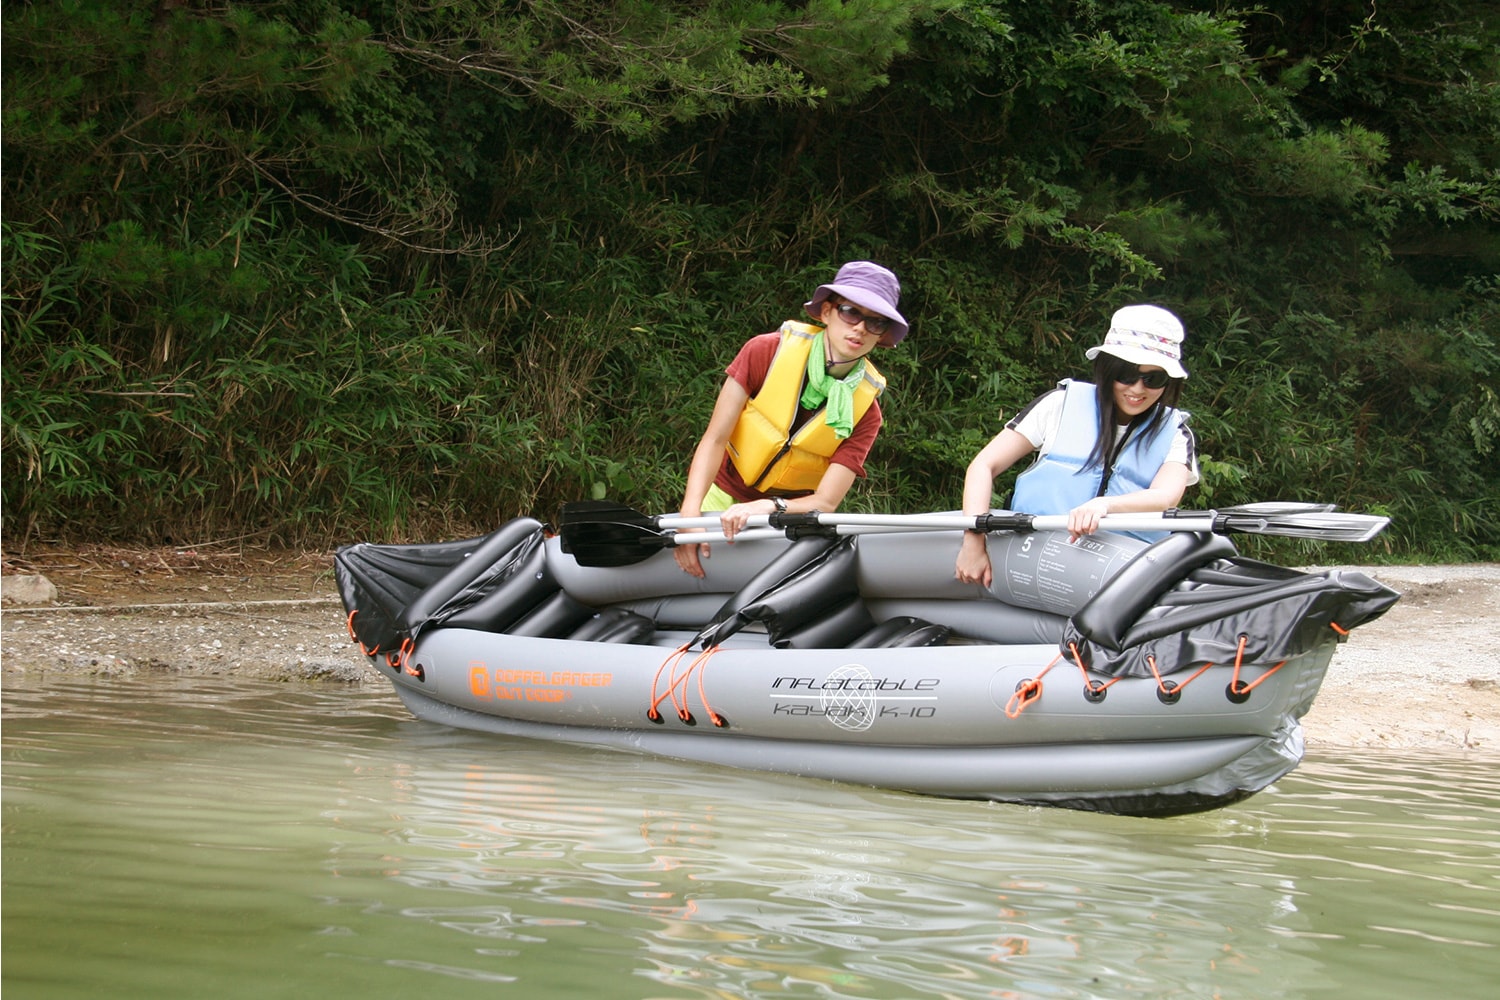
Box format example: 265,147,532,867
988,529,1150,617
770,597,877,650
854,525,1150,618
397,518,546,632
1068,532,1238,652
852,529,978,600
440,536,559,634
546,533,794,605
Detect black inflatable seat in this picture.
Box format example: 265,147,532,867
506,589,597,638
485,587,658,644
692,536,846,647
689,536,958,650
847,615,952,649
568,608,657,644
772,597,878,649
704,536,888,650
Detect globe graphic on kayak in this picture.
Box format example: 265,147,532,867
820,664,878,732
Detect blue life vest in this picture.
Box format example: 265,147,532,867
1011,380,1187,542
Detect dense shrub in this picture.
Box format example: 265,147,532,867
4,1,1496,559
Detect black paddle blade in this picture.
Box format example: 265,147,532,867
559,500,662,531
559,518,674,567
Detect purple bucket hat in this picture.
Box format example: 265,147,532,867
804,261,909,347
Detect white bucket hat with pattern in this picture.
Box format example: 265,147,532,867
1085,304,1188,380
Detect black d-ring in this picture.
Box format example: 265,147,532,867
1156,679,1182,705
1226,681,1252,704
1083,681,1108,704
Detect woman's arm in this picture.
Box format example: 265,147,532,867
955,428,1035,587
716,463,860,540
1064,461,1190,539
674,378,751,578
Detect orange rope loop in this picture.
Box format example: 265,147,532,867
1329,620,1351,636
345,612,378,656
648,644,694,722
693,646,728,728
1226,633,1286,694
1005,679,1043,718
1066,642,1122,695
1085,676,1121,695
345,610,383,655
1005,652,1064,718
1227,634,1250,688
398,637,420,677
670,648,716,722
1230,660,1287,694
1146,653,1215,694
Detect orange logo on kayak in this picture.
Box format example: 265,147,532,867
468,661,612,702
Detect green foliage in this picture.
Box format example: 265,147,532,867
3,0,1497,561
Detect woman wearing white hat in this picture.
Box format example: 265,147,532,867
675,261,909,578
955,304,1199,587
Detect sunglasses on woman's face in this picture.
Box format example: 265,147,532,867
832,302,893,336
1115,366,1171,390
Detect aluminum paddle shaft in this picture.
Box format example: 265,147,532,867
656,506,1390,543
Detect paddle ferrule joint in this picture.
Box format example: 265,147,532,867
973,512,1036,534
767,511,824,531
769,512,841,541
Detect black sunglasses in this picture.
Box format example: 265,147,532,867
832,302,893,336
1114,366,1172,390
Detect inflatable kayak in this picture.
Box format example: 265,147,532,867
335,504,1398,817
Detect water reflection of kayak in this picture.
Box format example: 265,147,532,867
335,507,1398,817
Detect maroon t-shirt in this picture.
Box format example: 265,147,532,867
715,332,883,501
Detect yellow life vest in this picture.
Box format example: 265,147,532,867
726,321,886,493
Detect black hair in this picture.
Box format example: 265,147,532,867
1084,352,1184,475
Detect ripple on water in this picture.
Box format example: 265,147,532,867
4,675,1497,999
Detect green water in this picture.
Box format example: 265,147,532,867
3,675,1497,999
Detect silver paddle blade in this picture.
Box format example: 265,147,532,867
1237,511,1390,543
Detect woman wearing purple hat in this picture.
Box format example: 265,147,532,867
674,261,909,578
955,304,1199,587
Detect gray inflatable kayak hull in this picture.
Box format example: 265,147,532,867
337,519,1397,816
